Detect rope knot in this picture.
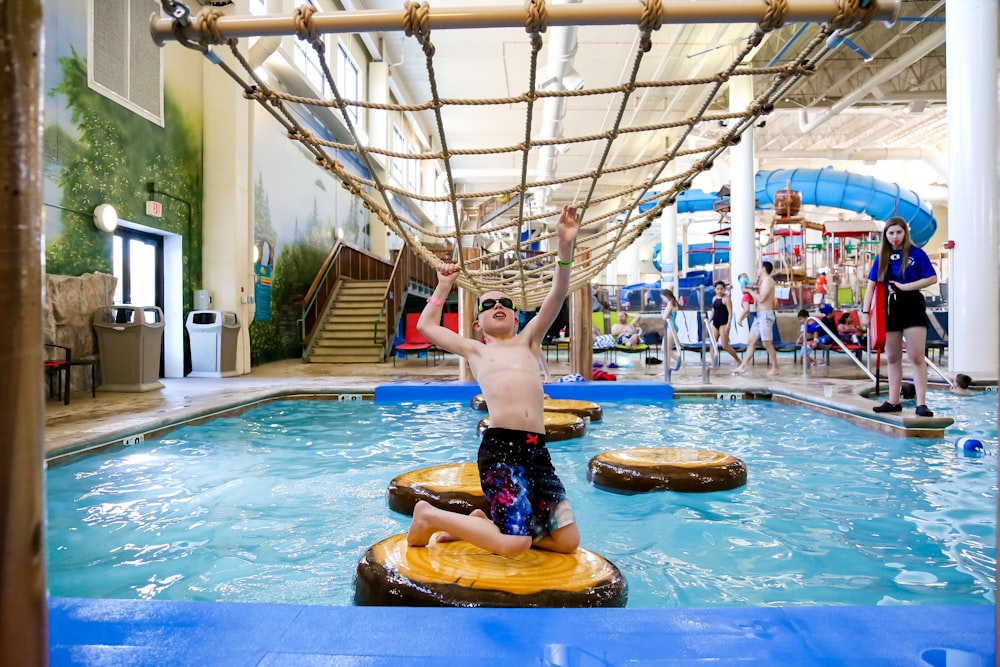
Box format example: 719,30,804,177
197,8,226,44
758,0,789,33
293,5,322,47
403,1,431,39
524,0,547,35
638,0,663,34
828,0,878,32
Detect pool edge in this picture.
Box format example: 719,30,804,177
49,597,995,665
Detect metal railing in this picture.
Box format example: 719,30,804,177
802,316,876,382
300,241,395,351
662,318,685,384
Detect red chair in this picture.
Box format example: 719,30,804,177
392,313,434,365
44,343,71,405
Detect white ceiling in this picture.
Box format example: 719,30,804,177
352,0,950,232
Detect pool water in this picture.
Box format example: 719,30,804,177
46,391,997,608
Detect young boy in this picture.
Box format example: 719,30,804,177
407,205,581,557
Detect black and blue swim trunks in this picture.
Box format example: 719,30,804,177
477,427,576,541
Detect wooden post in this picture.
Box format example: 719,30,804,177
0,0,48,664
569,285,593,379
458,286,476,382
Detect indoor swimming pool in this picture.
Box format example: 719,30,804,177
47,388,997,609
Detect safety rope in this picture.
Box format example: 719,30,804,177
169,1,880,310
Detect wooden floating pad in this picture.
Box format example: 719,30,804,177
543,399,603,422
354,533,628,607
477,412,586,441
387,462,487,516
588,447,747,493
470,392,556,412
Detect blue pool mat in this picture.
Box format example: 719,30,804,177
375,380,675,403
50,597,994,666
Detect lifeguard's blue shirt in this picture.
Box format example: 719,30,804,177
868,246,936,284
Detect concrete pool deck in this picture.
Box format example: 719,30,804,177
44,352,996,665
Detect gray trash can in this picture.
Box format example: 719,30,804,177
187,310,241,377
93,306,165,392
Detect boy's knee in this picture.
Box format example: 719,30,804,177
497,535,533,557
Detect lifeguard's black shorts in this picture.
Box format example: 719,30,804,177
885,289,928,332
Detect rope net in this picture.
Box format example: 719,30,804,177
164,0,880,310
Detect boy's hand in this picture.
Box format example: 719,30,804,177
437,263,460,289
557,205,580,245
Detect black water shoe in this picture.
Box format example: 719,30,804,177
915,404,934,417
873,401,902,413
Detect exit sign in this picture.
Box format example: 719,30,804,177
145,200,163,218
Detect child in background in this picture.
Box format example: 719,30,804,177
795,308,817,368
736,273,755,328
952,373,974,395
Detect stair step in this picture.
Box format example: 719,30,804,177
309,353,385,364
315,329,385,345
323,313,384,321
304,278,396,364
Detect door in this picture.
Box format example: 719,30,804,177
112,227,165,375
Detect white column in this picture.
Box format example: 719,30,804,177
604,256,616,286
947,0,998,376
203,49,255,376
660,204,678,295
729,72,756,321
681,219,689,275
626,240,640,285
368,61,390,259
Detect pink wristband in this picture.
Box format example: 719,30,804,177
427,297,445,307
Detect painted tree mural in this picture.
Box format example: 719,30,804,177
44,48,203,310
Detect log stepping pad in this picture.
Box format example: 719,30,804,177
470,394,601,422
355,533,628,607
477,412,586,441
588,447,747,493
387,462,488,516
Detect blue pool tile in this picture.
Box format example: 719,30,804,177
50,598,996,666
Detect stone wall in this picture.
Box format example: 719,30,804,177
44,272,117,391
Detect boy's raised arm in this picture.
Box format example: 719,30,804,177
417,263,468,352
524,205,580,339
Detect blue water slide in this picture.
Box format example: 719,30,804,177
653,241,729,271
755,167,936,246
638,188,718,215
647,169,936,270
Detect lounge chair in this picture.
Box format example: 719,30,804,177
391,312,433,365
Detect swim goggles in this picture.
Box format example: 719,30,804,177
478,297,516,313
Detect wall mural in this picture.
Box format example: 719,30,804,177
43,34,204,311
44,0,377,366
249,102,374,362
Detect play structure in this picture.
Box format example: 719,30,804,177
649,167,937,307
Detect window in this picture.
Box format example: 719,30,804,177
391,125,406,184
337,42,361,125
89,0,163,126
406,142,418,193
293,38,328,97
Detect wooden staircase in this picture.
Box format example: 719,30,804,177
305,279,389,363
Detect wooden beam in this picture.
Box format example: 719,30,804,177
0,0,47,662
